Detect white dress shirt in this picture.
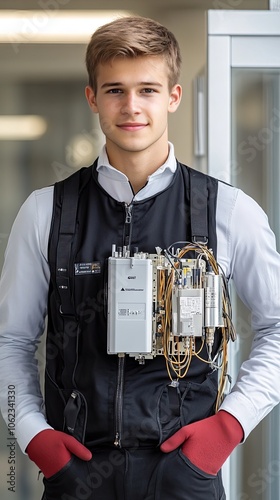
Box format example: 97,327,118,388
1,144,280,453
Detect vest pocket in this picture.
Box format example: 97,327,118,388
64,389,88,443
158,370,218,444
154,449,225,500
43,456,92,500
158,383,182,443
180,370,218,426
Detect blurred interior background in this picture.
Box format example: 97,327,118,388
0,1,279,499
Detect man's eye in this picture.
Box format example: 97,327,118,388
108,88,122,94
142,88,155,93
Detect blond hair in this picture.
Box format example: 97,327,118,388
85,16,181,92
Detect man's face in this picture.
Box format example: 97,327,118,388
85,55,181,162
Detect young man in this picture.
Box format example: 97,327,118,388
0,16,280,500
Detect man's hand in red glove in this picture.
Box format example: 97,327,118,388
26,429,92,478
160,410,243,476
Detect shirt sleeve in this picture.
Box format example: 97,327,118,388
0,187,54,453
217,183,280,439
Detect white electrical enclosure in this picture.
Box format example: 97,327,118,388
107,256,153,354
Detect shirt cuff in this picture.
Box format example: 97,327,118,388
219,391,259,441
16,412,53,453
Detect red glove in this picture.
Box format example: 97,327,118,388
160,410,243,475
26,429,92,478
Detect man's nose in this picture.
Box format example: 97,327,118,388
121,92,141,114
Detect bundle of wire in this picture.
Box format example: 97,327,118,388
161,241,236,410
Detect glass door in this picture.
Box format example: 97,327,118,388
208,10,280,500
232,68,280,248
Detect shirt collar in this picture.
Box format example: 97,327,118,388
96,142,177,203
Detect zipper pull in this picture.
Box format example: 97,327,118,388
125,203,133,224
124,203,133,250
114,432,121,448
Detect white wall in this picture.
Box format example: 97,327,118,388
157,9,207,167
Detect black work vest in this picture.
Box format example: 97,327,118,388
46,160,220,449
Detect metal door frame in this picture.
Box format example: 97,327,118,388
207,10,280,500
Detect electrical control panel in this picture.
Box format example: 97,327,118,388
107,244,231,369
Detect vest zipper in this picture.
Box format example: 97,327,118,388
113,203,132,448
114,353,125,447
124,203,133,248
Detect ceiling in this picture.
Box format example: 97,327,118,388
0,0,270,83
0,0,269,15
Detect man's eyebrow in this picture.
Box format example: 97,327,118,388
101,82,122,88
140,82,163,87
100,81,163,89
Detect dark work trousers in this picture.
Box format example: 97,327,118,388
42,447,226,500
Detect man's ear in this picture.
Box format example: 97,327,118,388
168,84,182,113
85,86,98,113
